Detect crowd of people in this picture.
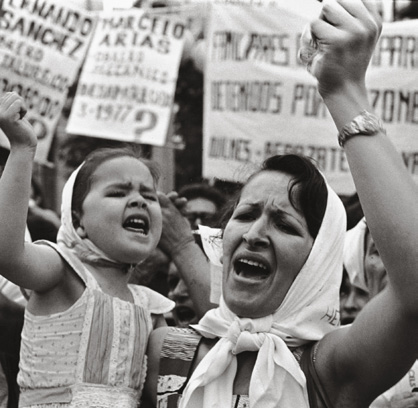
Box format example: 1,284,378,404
0,0,418,407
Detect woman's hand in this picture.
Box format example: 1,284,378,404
157,192,194,257
0,92,37,150
389,391,418,408
307,0,382,99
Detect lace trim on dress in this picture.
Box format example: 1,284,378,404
70,383,140,408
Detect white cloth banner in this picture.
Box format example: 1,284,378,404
202,4,418,194
0,0,96,162
66,9,185,146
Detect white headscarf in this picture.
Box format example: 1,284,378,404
343,217,368,292
180,181,346,408
57,164,127,268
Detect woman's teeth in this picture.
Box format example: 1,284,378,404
235,258,269,280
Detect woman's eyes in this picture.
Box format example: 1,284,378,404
233,211,298,234
233,211,255,221
272,216,298,234
276,222,297,234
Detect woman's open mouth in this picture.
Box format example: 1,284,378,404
233,257,270,280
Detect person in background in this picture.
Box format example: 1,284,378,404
0,292,24,408
167,262,199,327
178,183,226,231
339,269,369,326
340,217,370,327
0,150,29,408
343,218,418,407
166,183,225,327
129,187,215,327
129,247,172,297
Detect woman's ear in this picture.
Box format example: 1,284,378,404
76,226,87,239
72,211,87,238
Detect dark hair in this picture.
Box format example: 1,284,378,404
71,145,160,228
178,183,226,210
221,154,328,238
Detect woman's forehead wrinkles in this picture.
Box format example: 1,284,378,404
240,189,289,209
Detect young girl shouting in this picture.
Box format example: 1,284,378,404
0,92,174,407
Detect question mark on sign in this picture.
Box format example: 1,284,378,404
134,110,157,139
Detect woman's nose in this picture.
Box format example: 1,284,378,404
243,219,269,248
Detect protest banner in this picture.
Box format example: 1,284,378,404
202,4,418,195
0,0,96,162
66,8,186,146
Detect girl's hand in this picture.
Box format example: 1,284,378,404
307,0,382,98
0,92,37,150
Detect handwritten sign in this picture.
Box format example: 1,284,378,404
66,8,185,146
0,0,95,162
202,4,418,194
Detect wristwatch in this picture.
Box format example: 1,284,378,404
338,110,385,147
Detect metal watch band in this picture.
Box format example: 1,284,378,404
338,110,385,147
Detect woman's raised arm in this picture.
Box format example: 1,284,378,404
306,0,418,404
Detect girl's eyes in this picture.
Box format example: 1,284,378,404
143,193,158,201
108,190,126,197
106,191,157,201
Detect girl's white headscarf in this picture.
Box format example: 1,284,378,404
343,217,368,292
180,181,346,408
57,164,126,268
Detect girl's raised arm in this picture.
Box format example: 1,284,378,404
0,93,64,291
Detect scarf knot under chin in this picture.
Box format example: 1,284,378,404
228,316,273,354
